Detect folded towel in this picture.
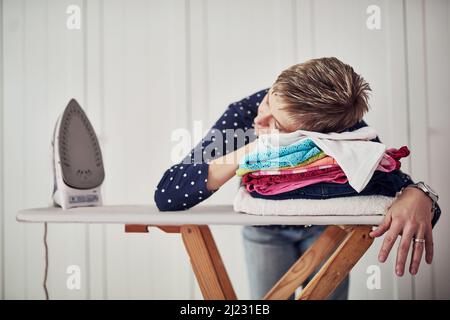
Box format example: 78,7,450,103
238,138,323,174
236,151,326,176
248,155,340,176
233,187,394,216
258,126,379,146
254,127,386,192
248,151,402,177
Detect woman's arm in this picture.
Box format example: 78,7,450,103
206,140,257,191
154,88,266,211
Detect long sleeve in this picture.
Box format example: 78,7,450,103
154,88,269,211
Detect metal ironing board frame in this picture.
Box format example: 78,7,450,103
17,205,377,300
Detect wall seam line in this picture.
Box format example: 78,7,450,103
0,0,5,300
421,0,435,300
185,0,195,299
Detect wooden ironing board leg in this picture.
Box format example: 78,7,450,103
297,225,374,300
124,224,373,300
263,225,348,300
181,225,237,300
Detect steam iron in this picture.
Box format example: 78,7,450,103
51,99,105,209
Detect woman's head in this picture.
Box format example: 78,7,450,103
253,57,371,136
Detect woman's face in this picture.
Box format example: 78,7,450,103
253,87,298,136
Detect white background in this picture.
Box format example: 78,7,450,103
1,0,449,299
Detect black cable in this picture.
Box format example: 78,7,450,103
43,222,49,300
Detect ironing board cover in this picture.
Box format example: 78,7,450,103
17,204,383,226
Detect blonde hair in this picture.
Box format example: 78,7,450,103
272,57,371,133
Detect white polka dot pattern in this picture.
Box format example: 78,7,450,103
154,88,269,211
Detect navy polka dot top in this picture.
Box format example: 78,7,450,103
154,87,269,211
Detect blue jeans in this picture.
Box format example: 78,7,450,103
242,225,349,300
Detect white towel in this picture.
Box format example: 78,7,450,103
256,126,386,192
233,187,394,216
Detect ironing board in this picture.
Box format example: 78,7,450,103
17,205,380,300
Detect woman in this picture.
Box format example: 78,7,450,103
155,57,440,299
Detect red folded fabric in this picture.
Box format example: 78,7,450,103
243,166,348,195
385,146,410,170
241,146,411,196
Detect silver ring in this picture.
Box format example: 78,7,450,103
413,238,426,244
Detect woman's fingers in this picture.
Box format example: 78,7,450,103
395,224,416,276
373,188,436,276
409,226,426,275
424,225,434,264
378,221,402,263
370,211,392,238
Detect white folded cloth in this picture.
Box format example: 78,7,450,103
256,126,386,192
233,187,394,216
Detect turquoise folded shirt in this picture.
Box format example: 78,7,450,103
239,138,322,171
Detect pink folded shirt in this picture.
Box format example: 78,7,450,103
243,166,348,195
242,146,410,195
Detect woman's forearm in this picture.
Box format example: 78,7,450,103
206,140,257,191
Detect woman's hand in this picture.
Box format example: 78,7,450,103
369,187,434,276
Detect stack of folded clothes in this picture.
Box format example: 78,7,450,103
233,126,412,216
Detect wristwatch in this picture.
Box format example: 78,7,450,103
406,181,439,212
